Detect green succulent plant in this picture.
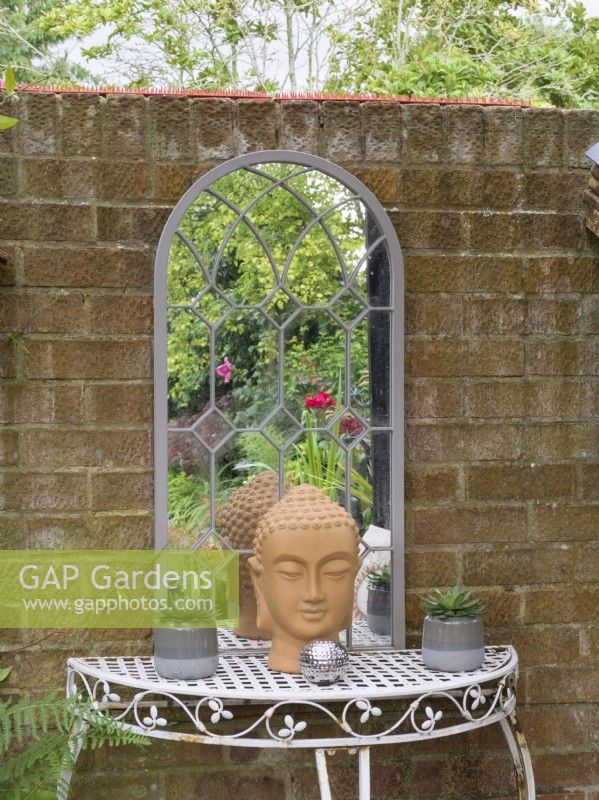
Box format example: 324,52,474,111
366,562,391,590
422,586,484,619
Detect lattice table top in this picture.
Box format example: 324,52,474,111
68,646,516,703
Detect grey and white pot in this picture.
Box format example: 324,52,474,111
421,615,484,672
154,627,219,680
366,585,391,636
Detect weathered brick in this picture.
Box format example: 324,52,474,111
102,95,147,159
402,105,445,163
153,163,194,202
523,170,587,211
526,297,582,335
86,513,152,548
405,465,460,503
236,99,277,154
279,101,319,152
466,378,590,419
405,378,463,418
25,339,151,379
96,205,171,243
586,295,599,334
0,244,16,286
523,586,598,623
362,103,401,162
0,338,16,378
91,471,153,511
468,211,528,251
474,588,521,626
527,339,598,376
405,548,458,587
507,626,584,665
445,105,484,164
0,202,93,241
0,513,24,548
406,254,523,293
532,504,599,541
524,108,565,167
166,770,284,800
0,384,84,424
344,165,397,203
484,107,523,165
578,463,599,500
524,255,599,293
322,103,362,161
20,429,151,468
519,705,597,749
0,96,17,154
463,297,524,335
150,96,190,161
413,506,527,545
462,543,576,585
23,244,152,288
0,472,86,511
524,423,598,460
565,108,599,167
190,98,235,160
408,338,524,377
88,293,152,334
407,422,521,461
532,211,585,250
22,158,97,200
97,160,149,200
61,94,103,157
0,156,17,197
72,773,166,800
0,289,85,333
527,669,599,704
16,93,59,155
465,463,575,501
406,294,461,335
87,382,153,423
392,210,467,248
0,429,17,466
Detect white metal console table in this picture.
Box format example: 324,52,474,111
66,645,535,799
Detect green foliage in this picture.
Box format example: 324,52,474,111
422,586,485,619
366,561,391,590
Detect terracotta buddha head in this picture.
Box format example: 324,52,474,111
248,485,361,673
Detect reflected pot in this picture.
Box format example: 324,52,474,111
421,615,484,672
366,585,391,636
154,627,219,680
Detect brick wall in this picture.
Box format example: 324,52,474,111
0,92,598,798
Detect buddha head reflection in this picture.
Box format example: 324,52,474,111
248,485,361,673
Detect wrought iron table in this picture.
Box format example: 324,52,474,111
65,645,535,799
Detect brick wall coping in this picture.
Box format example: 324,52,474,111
0,81,531,106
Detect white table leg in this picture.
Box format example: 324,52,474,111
358,747,371,800
315,748,333,800
499,714,536,800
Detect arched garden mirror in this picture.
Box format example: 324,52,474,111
154,151,405,650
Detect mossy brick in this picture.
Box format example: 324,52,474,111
524,108,565,167
465,463,575,501
463,297,525,335
343,165,397,203
524,422,598,460
25,339,151,379
406,253,523,293
412,506,527,545
23,244,152,288
22,158,98,201
0,201,94,241
404,548,458,588
0,429,17,466
0,244,16,286
96,204,171,243
87,382,153,423
531,212,585,250
468,211,529,251
0,471,87,511
533,504,599,543
466,378,590,419
445,105,484,164
523,170,587,211
153,163,194,202
406,294,462,334
322,102,362,161
61,94,103,156
527,339,598,376
405,377,463,418
0,384,84,424
16,93,59,155
85,513,153,548
565,109,599,167
236,99,277,154
0,512,24,548
462,543,576,585
405,465,460,502
97,160,149,200
586,296,599,333
428,168,519,210
578,463,599,500
190,98,235,160
524,255,599,292
484,106,523,165
150,96,190,161
397,167,437,206
402,105,445,163
391,210,467,248
406,421,521,461
88,293,152,334
20,429,151,468
91,471,153,511
279,101,319,152
526,297,582,335
407,338,524,377
362,102,401,161
0,338,16,378
102,95,147,159
0,289,84,334
0,156,17,196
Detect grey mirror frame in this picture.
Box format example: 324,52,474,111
153,150,406,647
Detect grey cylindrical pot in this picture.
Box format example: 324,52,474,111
422,615,484,672
154,628,219,680
366,586,391,636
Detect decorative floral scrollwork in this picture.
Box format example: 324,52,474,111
207,697,234,725
277,714,307,739
141,705,168,730
355,699,382,725
464,685,486,715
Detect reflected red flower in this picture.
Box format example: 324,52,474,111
339,415,364,436
304,391,336,409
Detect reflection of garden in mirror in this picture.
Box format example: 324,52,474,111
165,163,391,552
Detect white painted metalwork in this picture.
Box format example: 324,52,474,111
65,645,535,799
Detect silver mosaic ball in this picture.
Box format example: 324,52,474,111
299,640,349,686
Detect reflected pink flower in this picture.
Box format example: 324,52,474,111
216,356,233,384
